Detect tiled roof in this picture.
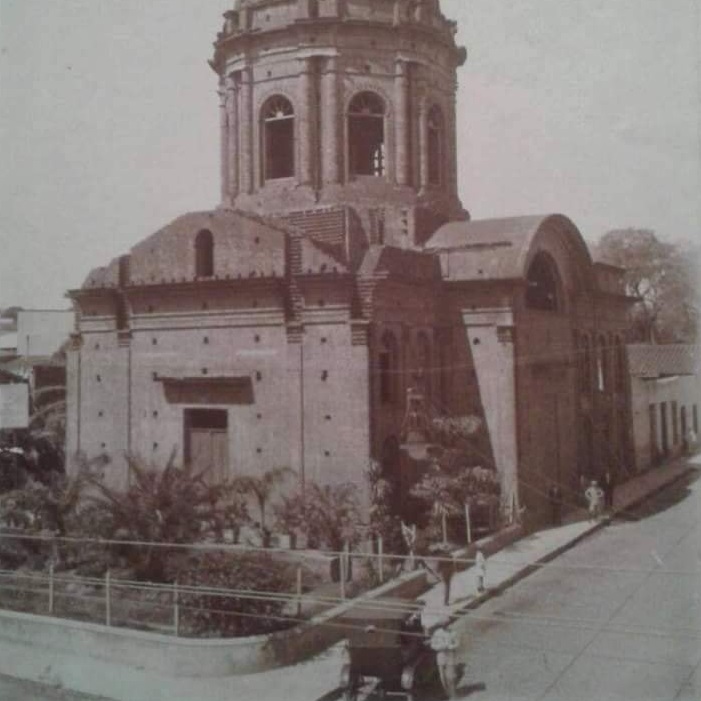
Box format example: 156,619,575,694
0,366,25,384
626,344,700,378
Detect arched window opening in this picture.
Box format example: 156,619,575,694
262,96,294,181
379,331,399,404
525,252,561,311
615,338,627,392
581,335,592,392
195,229,214,278
416,332,432,397
596,335,608,392
427,105,444,186
348,92,386,177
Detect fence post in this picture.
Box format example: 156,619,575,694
465,503,472,545
295,565,303,618
339,543,347,600
105,570,111,626
378,535,384,583
173,580,180,636
48,563,54,615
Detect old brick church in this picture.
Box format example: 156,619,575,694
66,0,633,519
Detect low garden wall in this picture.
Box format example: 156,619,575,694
0,568,428,679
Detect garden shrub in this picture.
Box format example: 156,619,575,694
168,551,297,637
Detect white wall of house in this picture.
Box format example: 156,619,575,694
630,374,700,470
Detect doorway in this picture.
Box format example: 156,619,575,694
184,409,229,483
660,402,669,456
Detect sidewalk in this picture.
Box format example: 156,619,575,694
1,454,697,701
419,454,698,630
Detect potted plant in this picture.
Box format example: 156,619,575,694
273,492,305,549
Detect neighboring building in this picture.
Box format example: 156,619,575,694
0,331,17,361
0,368,29,430
0,310,72,432
66,0,633,518
627,344,700,470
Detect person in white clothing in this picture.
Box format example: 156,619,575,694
430,626,460,699
474,550,486,593
584,480,604,520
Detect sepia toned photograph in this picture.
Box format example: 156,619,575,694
0,1,699,700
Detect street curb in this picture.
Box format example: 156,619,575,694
443,464,697,627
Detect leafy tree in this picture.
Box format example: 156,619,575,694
0,456,101,568
0,456,97,536
234,466,295,543
88,452,249,580
596,228,699,342
275,481,363,552
365,460,404,554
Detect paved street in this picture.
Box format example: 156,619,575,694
0,676,108,701
450,470,701,701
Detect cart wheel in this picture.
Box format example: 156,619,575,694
343,675,361,701
439,665,458,700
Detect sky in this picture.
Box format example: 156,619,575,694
1,0,699,309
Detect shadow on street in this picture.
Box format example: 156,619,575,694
613,469,700,523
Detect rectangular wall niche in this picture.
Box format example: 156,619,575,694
160,376,254,405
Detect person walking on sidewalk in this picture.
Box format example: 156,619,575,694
585,480,604,520
548,482,563,525
475,550,486,593
601,470,616,512
436,550,456,606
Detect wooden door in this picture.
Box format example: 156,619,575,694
185,409,229,483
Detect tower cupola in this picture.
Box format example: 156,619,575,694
211,0,468,248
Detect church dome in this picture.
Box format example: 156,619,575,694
213,0,467,248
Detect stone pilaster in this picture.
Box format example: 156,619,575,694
462,309,520,518
447,84,459,201
298,57,316,187
226,74,240,202
239,66,254,194
418,96,428,193
394,59,410,186
218,83,230,205
321,56,340,186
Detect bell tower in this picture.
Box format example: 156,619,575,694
210,0,468,249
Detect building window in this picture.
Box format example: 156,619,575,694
595,335,609,392
580,334,592,392
615,338,626,392
262,96,295,181
649,403,658,460
660,402,669,455
427,105,444,186
379,331,399,404
672,401,679,445
525,252,561,311
693,404,699,434
348,91,386,177
416,332,432,397
195,229,214,277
